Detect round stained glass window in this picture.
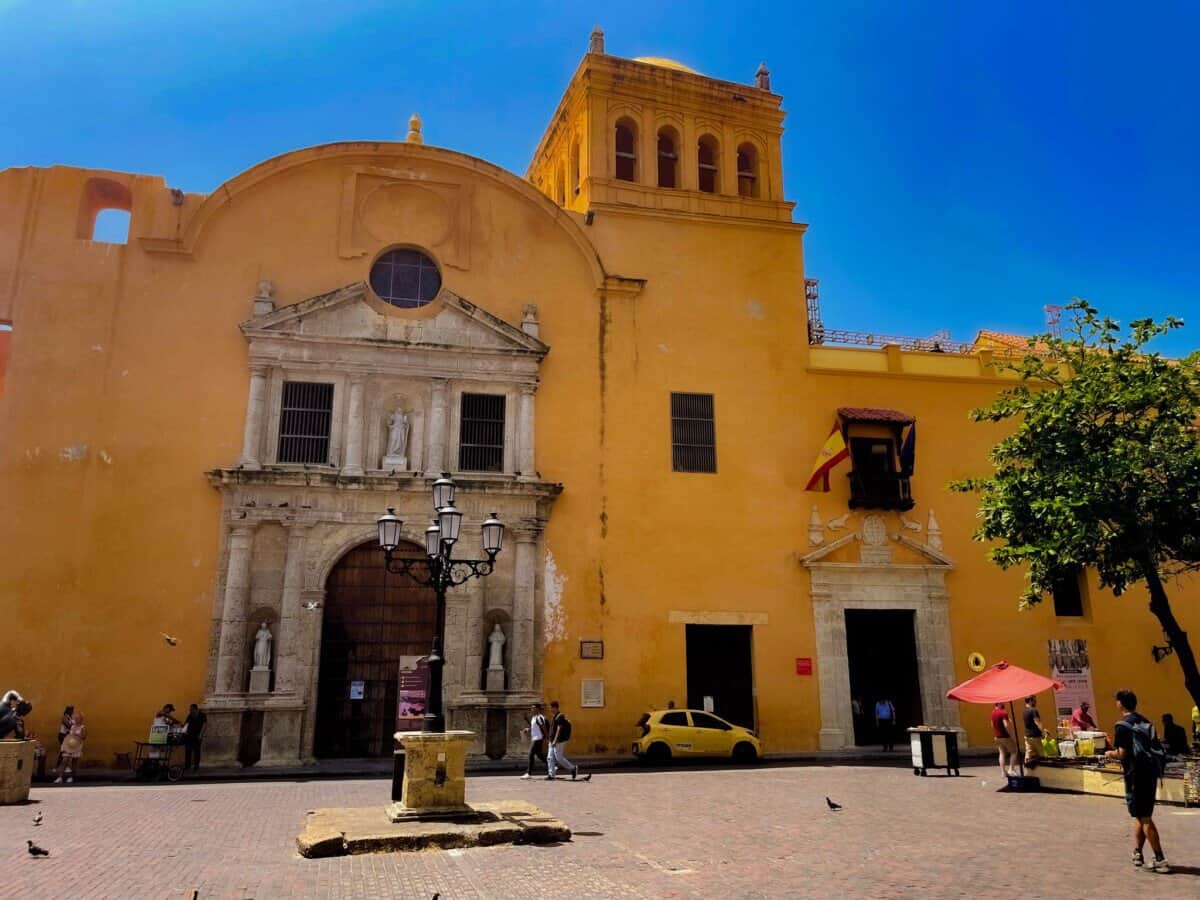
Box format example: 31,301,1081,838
369,248,442,308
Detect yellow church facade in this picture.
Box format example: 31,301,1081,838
1,32,1194,766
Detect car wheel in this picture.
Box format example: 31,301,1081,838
732,742,758,763
644,742,672,765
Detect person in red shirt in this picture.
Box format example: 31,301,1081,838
991,702,1018,779
1071,701,1097,732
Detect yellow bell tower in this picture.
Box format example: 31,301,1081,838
528,27,794,224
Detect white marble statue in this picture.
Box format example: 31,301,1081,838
252,622,273,670
386,409,410,459
487,623,506,670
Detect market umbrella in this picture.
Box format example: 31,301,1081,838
947,661,1065,778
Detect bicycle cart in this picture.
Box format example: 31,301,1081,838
133,723,186,782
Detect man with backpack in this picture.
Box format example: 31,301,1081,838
519,703,549,779
1104,689,1169,873
546,700,591,782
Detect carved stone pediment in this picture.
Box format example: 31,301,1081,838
241,282,548,362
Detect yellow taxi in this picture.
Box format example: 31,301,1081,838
633,708,762,763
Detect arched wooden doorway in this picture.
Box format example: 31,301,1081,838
314,540,436,758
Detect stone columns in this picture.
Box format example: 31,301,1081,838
425,378,450,476
517,384,536,479
214,523,258,694
341,378,366,476
237,366,269,469
511,527,539,692
274,524,310,695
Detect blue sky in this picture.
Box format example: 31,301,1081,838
1,1,1197,353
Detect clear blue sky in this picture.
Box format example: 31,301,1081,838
2,1,1196,353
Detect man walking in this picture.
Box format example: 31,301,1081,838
519,703,549,779
1104,689,1169,873
182,703,207,772
874,697,897,751
546,700,591,782
1022,696,1045,768
991,702,1018,779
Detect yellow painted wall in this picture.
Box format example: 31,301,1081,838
2,49,1196,767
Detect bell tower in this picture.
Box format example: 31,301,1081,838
527,28,793,224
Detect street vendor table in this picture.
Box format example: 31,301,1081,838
908,727,960,776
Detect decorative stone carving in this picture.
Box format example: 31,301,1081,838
755,62,771,91
249,621,273,693
927,510,943,551
253,280,275,318
406,113,423,145
383,408,410,469
899,513,922,533
808,505,824,547
826,512,850,530
859,514,892,565
521,304,540,338
589,25,605,54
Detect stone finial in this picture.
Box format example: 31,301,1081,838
406,113,424,144
926,509,943,551
755,61,771,91
521,303,540,338
589,26,605,54
252,279,275,317
808,504,824,547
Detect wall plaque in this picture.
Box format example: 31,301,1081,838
581,679,605,708
580,640,604,659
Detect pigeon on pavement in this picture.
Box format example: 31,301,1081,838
825,797,843,811
27,840,49,857
32,811,42,826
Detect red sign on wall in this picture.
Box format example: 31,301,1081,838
795,657,813,676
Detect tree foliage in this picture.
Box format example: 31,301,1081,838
953,300,1200,707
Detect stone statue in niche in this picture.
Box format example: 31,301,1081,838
485,623,506,692
383,408,410,469
249,621,273,693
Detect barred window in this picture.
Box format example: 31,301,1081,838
459,393,505,472
277,381,334,464
671,392,716,473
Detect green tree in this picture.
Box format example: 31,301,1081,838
953,301,1200,711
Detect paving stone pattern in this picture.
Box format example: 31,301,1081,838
2,763,1199,898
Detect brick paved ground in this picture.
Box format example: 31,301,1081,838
2,762,1199,898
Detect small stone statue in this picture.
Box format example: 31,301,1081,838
386,409,410,459
487,623,506,670
252,622,273,670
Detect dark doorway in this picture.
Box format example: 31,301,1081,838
845,609,923,746
686,625,755,729
315,541,436,758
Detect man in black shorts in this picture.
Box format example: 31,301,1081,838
1104,689,1169,873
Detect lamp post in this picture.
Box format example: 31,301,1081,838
377,474,504,734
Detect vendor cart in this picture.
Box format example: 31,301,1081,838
908,727,961,776
132,732,185,783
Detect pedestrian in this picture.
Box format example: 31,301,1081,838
519,703,549,779
0,700,32,739
991,702,1018,779
56,711,85,784
546,700,590,781
1070,701,1096,732
183,703,207,772
154,704,179,727
1022,696,1045,768
1,690,24,711
874,697,897,751
1104,689,1170,873
54,705,75,771
1161,714,1189,757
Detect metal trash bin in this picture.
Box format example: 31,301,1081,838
908,727,961,776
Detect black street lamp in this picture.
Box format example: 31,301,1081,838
377,474,504,733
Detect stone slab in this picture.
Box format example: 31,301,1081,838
296,800,570,858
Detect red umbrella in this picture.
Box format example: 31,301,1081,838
947,660,1065,704
947,661,1064,779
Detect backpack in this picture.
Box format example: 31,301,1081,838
556,714,572,742
1129,717,1169,780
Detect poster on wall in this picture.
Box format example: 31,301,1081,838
1048,638,1096,722
396,656,430,732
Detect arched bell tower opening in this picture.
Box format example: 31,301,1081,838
314,540,436,758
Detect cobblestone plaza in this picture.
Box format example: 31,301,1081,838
3,763,1198,898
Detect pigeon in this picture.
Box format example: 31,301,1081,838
32,812,42,826
27,840,49,857
825,797,842,811
826,512,851,530
161,633,179,647
303,601,322,611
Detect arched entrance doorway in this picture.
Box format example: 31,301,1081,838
314,540,436,758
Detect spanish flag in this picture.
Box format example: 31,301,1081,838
805,422,849,491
